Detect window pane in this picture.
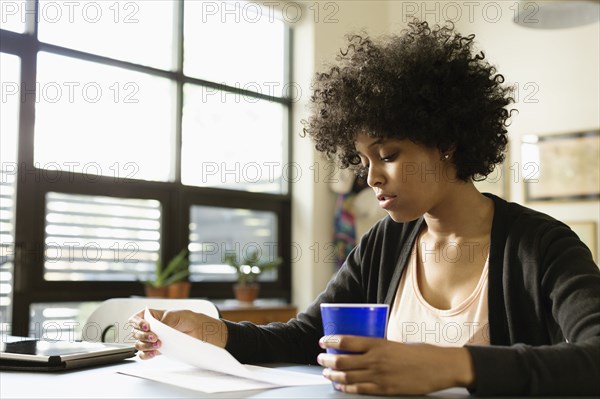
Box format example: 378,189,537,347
0,53,20,333
0,1,26,33
38,1,175,70
184,1,285,93
30,301,100,341
34,52,174,182
189,206,278,282
44,192,161,281
181,84,286,193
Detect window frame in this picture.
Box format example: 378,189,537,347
1,0,293,336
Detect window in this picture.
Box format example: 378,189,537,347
0,2,26,34
0,0,292,336
38,0,176,70
189,206,278,282
184,1,285,89
34,52,176,181
181,85,287,193
0,53,20,333
44,193,161,281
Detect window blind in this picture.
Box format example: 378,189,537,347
44,192,161,282
0,170,15,331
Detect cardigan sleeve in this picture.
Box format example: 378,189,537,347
467,218,600,396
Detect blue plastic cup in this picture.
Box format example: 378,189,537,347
320,303,389,355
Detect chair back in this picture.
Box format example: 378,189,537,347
83,298,220,343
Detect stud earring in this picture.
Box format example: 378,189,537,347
441,154,450,161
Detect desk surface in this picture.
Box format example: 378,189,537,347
0,356,593,399
0,356,458,399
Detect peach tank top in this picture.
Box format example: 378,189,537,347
386,243,490,347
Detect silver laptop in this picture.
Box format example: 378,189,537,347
0,336,137,371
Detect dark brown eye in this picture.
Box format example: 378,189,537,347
381,153,397,162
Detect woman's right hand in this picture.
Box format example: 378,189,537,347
128,308,228,360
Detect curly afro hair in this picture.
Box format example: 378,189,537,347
302,19,515,181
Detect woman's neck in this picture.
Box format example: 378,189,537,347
423,182,494,242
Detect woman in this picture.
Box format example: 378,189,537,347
130,20,600,396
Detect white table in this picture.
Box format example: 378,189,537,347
0,355,468,399
2,356,590,398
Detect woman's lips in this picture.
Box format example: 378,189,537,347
377,194,397,209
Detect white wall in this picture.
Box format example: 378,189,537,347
447,0,600,259
290,1,392,311
291,1,600,311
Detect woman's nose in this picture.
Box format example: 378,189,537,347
367,164,384,187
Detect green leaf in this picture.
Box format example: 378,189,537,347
163,269,190,286
161,249,189,278
143,248,190,288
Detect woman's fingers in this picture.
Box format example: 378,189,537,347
128,308,167,360
137,349,161,360
134,337,160,351
129,308,165,332
321,367,386,395
322,368,372,384
132,329,158,343
336,382,384,395
127,311,147,331
319,335,380,353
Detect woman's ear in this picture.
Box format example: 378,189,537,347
439,145,456,161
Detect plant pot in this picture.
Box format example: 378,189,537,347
168,281,191,298
233,283,260,304
144,285,169,298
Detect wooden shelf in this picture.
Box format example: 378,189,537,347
215,300,298,324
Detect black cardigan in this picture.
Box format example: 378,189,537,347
224,194,600,396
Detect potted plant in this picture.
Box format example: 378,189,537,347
224,249,282,304
143,249,191,298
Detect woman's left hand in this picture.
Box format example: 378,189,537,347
317,335,475,396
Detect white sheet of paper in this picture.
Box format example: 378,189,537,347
119,308,328,393
122,366,278,393
144,308,253,379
